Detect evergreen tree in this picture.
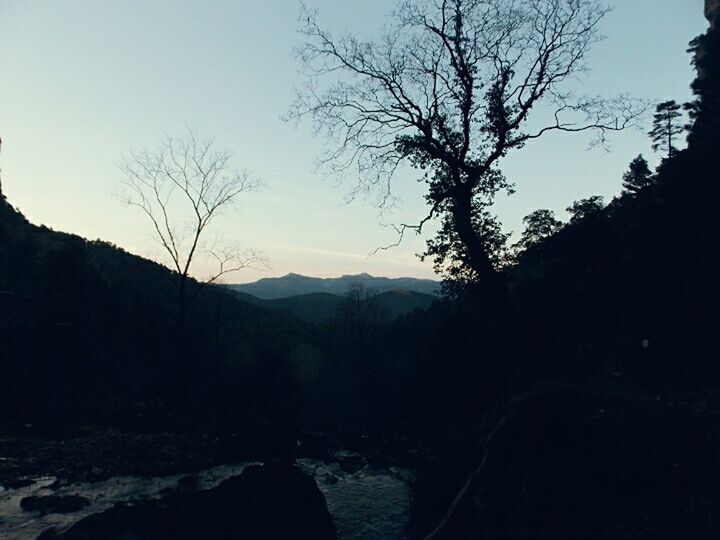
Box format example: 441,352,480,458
622,154,654,194
648,100,684,158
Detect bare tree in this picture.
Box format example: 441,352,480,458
289,0,645,290
119,129,265,331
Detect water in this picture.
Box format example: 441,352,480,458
0,456,411,539
0,463,252,539
299,458,412,540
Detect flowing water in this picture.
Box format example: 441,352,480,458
0,455,412,540
298,458,412,540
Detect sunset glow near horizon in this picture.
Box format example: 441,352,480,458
0,0,707,282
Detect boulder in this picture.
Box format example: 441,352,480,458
21,495,90,516
40,462,337,540
427,386,720,540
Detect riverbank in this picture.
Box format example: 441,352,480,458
0,425,416,539
0,423,422,488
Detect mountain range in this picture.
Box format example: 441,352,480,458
227,273,440,299
226,273,440,323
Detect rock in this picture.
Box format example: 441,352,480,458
707,0,719,26
428,386,720,540
20,494,90,515
47,479,65,490
3,477,34,489
320,472,339,485
40,462,337,540
367,452,395,469
176,475,198,492
335,453,366,474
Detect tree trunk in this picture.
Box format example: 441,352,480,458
177,276,192,404
451,184,516,392
424,415,507,540
451,186,504,293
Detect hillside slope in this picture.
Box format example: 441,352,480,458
260,289,437,324
0,195,311,428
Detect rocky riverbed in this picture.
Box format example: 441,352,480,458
0,429,413,539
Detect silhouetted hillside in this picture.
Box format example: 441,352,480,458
228,272,440,299
234,289,437,324
406,6,720,535
371,290,437,320
0,195,314,429
508,115,720,385
266,293,344,324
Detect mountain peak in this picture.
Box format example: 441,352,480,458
339,272,374,279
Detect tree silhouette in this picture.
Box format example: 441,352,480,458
119,128,265,333
566,195,605,224
685,4,720,151
621,154,654,194
290,0,644,291
648,100,684,159
423,205,510,295
515,209,563,253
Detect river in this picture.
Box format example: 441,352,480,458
0,455,412,539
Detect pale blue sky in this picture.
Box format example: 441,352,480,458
0,1,707,282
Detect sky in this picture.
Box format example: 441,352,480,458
0,0,708,282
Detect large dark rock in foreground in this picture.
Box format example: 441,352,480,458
40,462,337,540
428,386,720,540
21,495,90,516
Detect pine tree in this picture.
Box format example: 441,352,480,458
622,154,654,194
648,100,684,158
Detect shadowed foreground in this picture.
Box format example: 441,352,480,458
39,463,337,540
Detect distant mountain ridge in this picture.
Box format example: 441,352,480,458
227,272,440,300
262,289,437,324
